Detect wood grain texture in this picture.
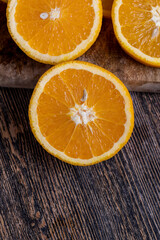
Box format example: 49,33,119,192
0,2,160,92
0,88,159,240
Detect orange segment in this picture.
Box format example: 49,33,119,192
29,61,134,166
86,122,114,156
16,20,49,42
7,0,102,64
29,22,57,54
95,119,125,142
43,75,75,107
93,89,126,125
102,0,114,18
93,89,125,112
64,124,93,159
86,74,115,107
112,0,160,67
37,93,70,137
46,120,75,152
122,0,157,9
60,69,93,105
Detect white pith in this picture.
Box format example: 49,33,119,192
113,0,160,65
29,62,134,165
7,0,102,64
151,6,160,27
70,103,96,126
69,89,96,126
50,8,60,20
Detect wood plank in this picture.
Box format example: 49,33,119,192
0,2,160,92
0,88,159,239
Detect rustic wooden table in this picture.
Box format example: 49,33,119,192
0,88,159,240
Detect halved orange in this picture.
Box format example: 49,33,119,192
29,61,134,166
102,0,113,18
112,0,160,67
7,0,102,64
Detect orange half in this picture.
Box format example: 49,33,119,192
112,0,160,67
7,0,102,64
29,61,134,166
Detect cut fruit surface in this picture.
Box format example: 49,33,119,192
29,61,134,166
102,0,113,18
7,0,102,64
112,0,160,67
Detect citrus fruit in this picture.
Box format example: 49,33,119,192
29,61,134,166
7,0,102,65
112,0,160,67
102,0,113,18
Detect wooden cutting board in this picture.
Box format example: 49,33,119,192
0,2,160,92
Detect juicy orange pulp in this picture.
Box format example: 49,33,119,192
119,0,160,58
15,0,95,56
37,68,126,159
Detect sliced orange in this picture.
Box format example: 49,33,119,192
102,0,113,18
112,0,160,67
7,0,102,64
29,61,134,166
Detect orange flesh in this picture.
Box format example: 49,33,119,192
15,0,95,55
37,69,126,159
119,0,160,58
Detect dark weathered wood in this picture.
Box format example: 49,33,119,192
0,2,160,92
0,88,159,240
